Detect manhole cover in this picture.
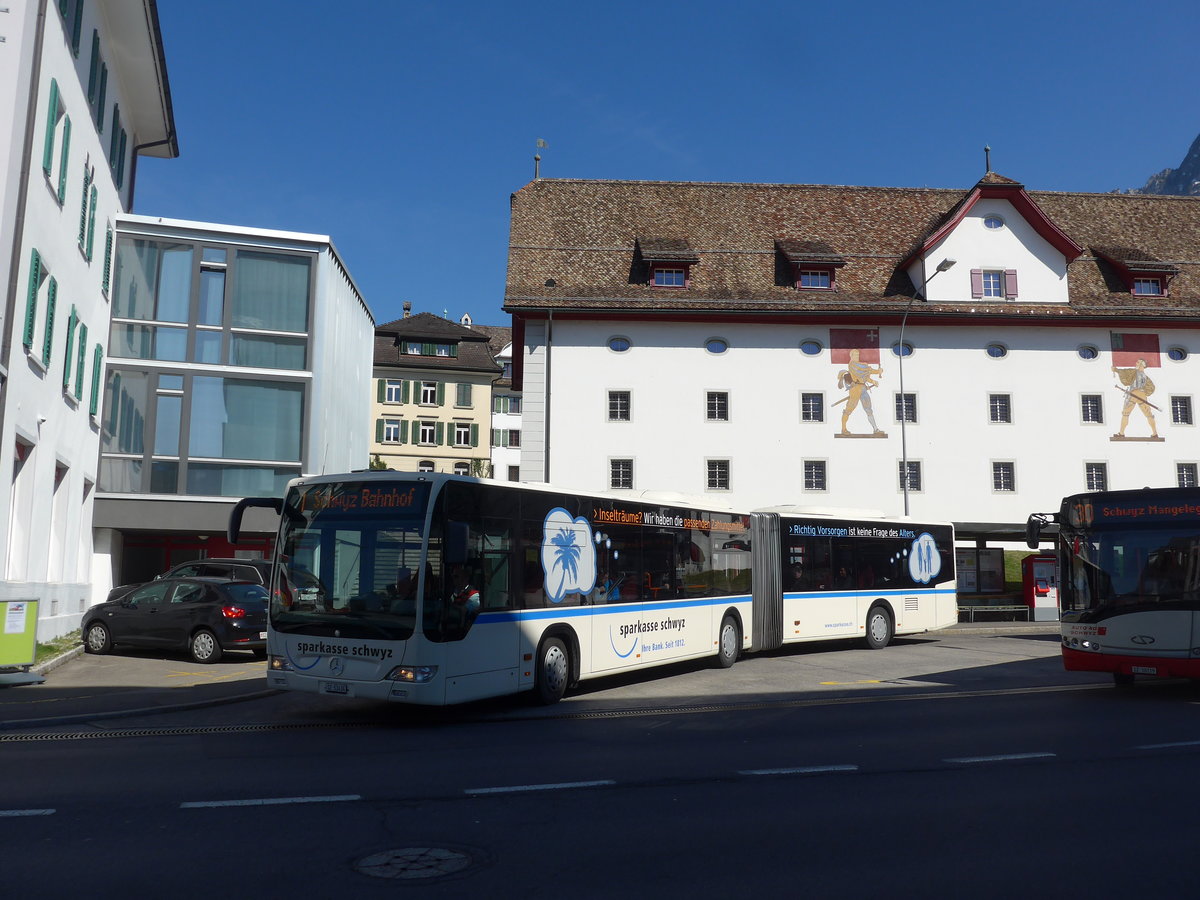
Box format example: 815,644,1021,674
356,847,473,880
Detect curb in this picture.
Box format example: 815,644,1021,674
32,644,84,676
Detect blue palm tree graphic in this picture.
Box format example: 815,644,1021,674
550,527,581,598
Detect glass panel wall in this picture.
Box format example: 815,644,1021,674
232,251,310,332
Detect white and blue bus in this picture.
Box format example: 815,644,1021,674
229,473,957,705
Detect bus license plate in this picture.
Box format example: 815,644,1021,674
1132,666,1157,675
320,680,351,695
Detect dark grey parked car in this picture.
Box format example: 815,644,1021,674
83,577,268,663
106,558,272,603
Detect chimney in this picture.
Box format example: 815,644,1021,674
403,301,412,318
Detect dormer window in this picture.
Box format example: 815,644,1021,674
1093,246,1177,299
652,266,688,288
971,269,1018,299
636,237,699,289
776,239,845,292
1133,277,1163,297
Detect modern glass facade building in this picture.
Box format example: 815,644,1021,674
93,216,374,591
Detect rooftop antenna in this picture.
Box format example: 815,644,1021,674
984,144,992,173
534,138,547,179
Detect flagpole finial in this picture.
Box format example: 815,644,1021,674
534,138,547,179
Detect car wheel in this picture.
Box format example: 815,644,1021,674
864,604,893,650
534,637,569,704
84,622,112,655
715,615,739,668
190,629,222,664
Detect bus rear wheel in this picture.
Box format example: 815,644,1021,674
715,615,739,668
535,637,569,704
864,604,892,650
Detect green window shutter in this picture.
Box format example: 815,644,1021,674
42,278,58,365
87,31,99,100
399,420,408,444
436,382,445,406
435,421,445,445
85,186,97,259
89,344,103,416
75,323,87,398
450,343,458,358
63,306,77,387
95,65,107,129
462,384,472,406
109,105,120,162
116,129,126,187
376,379,385,402
102,226,113,293
71,0,84,56
24,249,41,348
401,380,410,404
375,419,384,443
57,115,71,202
423,342,434,356
470,424,479,448
42,80,59,175
78,163,90,246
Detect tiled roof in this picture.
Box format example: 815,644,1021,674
636,237,700,263
776,239,846,267
504,178,1200,319
373,312,500,374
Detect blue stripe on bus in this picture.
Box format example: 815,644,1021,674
475,594,752,624
781,588,954,601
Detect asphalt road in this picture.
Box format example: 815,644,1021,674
4,628,1200,896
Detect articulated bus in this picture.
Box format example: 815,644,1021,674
229,473,957,706
1027,486,1200,685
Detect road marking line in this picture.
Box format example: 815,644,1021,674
819,680,882,685
1136,740,1200,750
0,809,55,817
740,765,859,776
181,794,360,808
944,752,1055,764
465,780,614,795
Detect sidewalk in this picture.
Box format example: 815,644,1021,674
0,621,1059,731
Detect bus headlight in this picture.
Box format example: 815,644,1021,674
269,655,294,672
386,665,438,684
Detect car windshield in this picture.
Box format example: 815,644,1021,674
273,481,431,641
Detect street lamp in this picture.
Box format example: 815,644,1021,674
899,257,956,516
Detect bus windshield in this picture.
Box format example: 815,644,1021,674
1060,524,1200,617
274,480,431,641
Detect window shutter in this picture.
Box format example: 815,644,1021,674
399,420,408,444
70,0,84,56
468,423,477,447
375,419,384,443
102,226,113,293
969,269,983,299
43,278,58,365
116,129,126,187
58,115,71,202
462,383,472,406
75,323,87,398
78,163,90,245
95,65,107,129
43,80,59,175
376,379,385,402
436,382,445,406
89,344,103,416
24,250,41,348
86,185,97,259
435,421,445,445
63,306,77,386
450,343,458,358
423,342,434,356
88,31,100,101
1004,269,1018,299
109,105,120,160
401,380,410,404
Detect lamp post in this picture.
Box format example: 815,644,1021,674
899,257,956,516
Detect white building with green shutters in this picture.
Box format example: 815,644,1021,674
0,0,177,640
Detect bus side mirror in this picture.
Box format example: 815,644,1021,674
1025,513,1052,549
229,496,284,544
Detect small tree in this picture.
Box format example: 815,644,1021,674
470,457,493,478
369,454,390,471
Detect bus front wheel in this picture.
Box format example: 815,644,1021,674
535,637,570,704
864,605,893,650
715,615,739,668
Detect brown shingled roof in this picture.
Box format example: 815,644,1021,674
504,178,1200,319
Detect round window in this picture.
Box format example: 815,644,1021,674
985,343,1008,359
983,215,1005,230
1168,346,1188,362
799,340,823,356
891,342,913,358
705,338,728,354
608,336,631,353
1077,345,1099,360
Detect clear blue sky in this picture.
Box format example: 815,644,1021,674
133,0,1200,328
